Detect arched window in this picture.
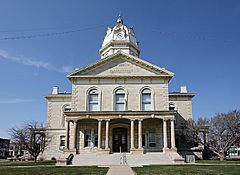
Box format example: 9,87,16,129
88,89,99,111
169,102,175,111
62,105,71,127
115,89,126,111
141,88,151,111
64,105,71,112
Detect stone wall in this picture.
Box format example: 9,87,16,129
169,96,193,121
72,78,169,112
41,129,65,160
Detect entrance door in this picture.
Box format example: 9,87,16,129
113,127,127,152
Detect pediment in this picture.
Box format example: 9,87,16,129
68,52,174,78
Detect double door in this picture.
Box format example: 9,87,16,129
112,127,127,152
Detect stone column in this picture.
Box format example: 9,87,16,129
98,120,102,149
72,121,77,150
105,120,109,149
170,119,176,149
65,121,69,149
163,119,168,150
138,119,142,149
131,119,135,150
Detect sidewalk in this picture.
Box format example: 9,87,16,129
106,165,135,175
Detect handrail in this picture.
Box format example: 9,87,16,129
66,153,74,165
120,152,127,165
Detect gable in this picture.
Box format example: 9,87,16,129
81,59,158,76
68,51,174,78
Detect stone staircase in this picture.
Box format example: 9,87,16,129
71,152,184,167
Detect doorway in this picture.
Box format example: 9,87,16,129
112,127,127,152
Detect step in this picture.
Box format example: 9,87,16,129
71,152,179,166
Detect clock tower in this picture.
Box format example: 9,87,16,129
99,15,140,59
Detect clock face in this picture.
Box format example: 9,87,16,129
116,32,124,40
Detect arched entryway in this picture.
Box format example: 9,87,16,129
76,119,98,152
110,118,130,153
142,118,163,152
112,127,127,152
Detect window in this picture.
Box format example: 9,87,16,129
115,89,126,111
148,129,156,147
84,129,98,148
142,134,146,147
62,105,71,127
169,102,175,111
88,89,99,111
64,105,71,112
59,135,65,150
141,89,151,111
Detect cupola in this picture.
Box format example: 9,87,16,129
99,15,140,59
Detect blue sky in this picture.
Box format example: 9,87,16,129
0,0,239,138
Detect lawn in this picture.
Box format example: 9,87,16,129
196,159,240,164
0,160,56,166
0,166,108,175
133,165,240,175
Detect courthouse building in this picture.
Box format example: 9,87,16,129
43,16,195,165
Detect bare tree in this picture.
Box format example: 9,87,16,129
187,110,240,160
207,110,240,160
9,121,49,163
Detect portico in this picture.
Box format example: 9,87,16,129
64,111,176,154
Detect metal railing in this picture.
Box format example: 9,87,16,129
119,146,127,165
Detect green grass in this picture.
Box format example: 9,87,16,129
196,159,240,164
0,166,108,175
133,165,240,175
0,160,56,166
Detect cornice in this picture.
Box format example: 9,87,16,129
45,94,72,100
64,110,177,116
169,92,196,98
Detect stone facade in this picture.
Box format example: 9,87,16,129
43,16,195,164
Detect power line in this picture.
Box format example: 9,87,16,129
0,25,106,41
0,23,105,33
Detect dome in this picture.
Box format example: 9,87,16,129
99,15,140,59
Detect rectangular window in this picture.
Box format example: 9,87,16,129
142,94,151,111
89,94,99,111
84,129,98,148
84,129,92,147
148,129,156,147
115,94,125,111
59,135,65,150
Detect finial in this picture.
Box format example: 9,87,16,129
116,14,123,25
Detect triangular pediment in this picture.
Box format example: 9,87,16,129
68,51,174,78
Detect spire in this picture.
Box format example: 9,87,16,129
116,14,123,26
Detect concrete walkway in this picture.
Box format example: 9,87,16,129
106,165,135,175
